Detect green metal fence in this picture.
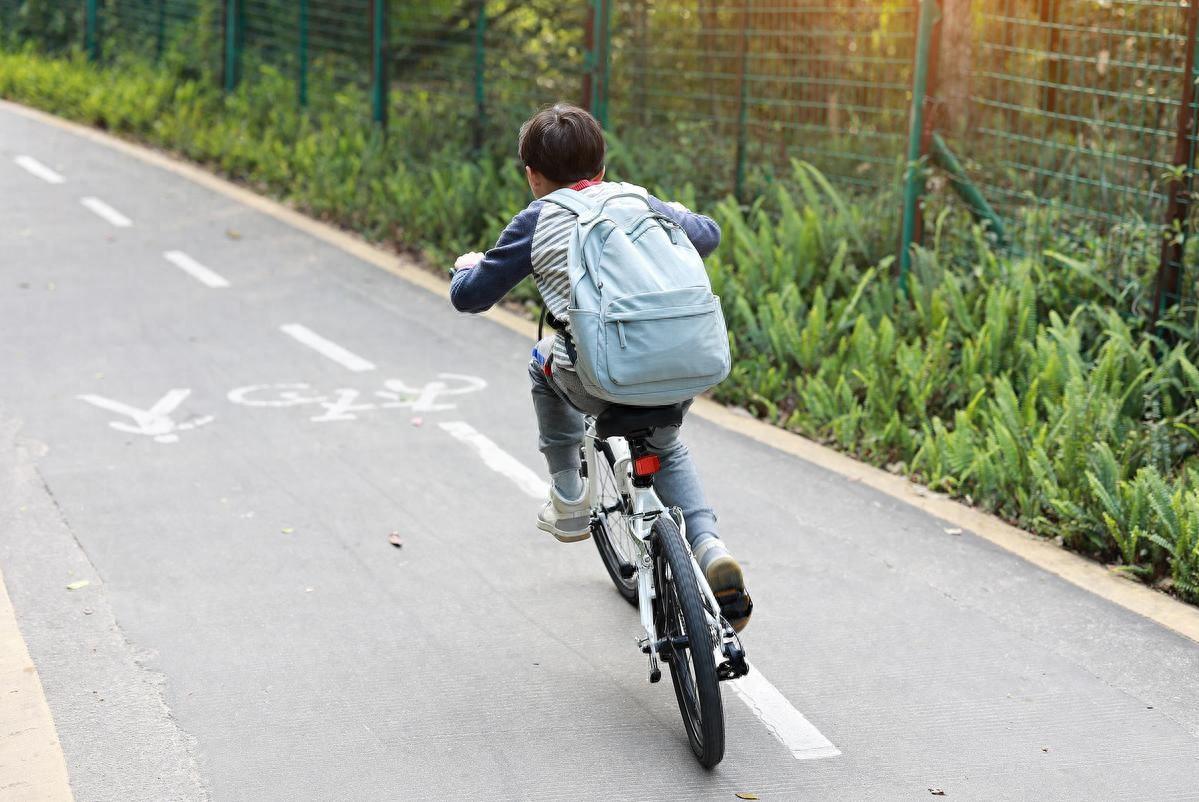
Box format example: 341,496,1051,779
1,0,1196,312
606,2,916,202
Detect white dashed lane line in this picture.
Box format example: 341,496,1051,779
438,421,550,499
164,250,230,289
14,154,65,184
731,662,841,760
279,323,376,372
80,196,133,227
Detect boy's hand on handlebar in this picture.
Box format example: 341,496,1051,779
454,251,485,272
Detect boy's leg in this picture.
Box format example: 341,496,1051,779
647,415,752,632
528,359,590,540
528,359,584,487
644,422,719,550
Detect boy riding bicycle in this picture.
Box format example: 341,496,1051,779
450,103,750,631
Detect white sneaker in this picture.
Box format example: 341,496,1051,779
536,486,591,542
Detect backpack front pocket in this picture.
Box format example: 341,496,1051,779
603,289,731,387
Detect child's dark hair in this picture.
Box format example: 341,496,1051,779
518,103,605,184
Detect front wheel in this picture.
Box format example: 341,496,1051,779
654,515,725,768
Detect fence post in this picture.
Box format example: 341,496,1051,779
597,0,612,127
732,0,752,202
582,1,595,112
898,0,941,293
1152,0,1199,322
298,0,309,108
84,0,99,61
584,0,611,126
473,2,487,150
223,0,242,92
155,0,167,60
370,0,389,127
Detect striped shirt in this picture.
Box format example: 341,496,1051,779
450,181,721,371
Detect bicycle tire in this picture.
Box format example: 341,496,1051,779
590,440,638,605
654,515,725,768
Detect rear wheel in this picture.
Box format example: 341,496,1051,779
654,515,725,768
590,439,638,605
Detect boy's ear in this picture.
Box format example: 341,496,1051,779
594,166,606,182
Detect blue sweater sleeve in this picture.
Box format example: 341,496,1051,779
450,202,542,313
646,196,722,258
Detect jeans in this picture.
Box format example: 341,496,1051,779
527,359,719,549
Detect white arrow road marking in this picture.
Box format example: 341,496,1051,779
438,421,549,499
77,389,213,444
14,155,65,184
280,324,376,373
164,250,230,288
80,196,132,227
731,661,841,760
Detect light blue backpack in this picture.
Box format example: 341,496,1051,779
542,186,731,407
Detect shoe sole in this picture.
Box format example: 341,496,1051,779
537,518,592,543
705,554,751,633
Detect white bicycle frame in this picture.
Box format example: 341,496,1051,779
583,418,732,682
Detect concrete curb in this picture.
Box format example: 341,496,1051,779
6,97,1199,652
0,562,72,800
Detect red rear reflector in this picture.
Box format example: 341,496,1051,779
633,454,661,476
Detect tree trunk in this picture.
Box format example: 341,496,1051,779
938,0,973,134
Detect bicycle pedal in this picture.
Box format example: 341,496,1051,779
715,588,753,627
716,657,749,681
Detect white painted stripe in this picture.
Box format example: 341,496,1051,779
164,250,230,288
14,155,64,184
279,324,376,372
731,662,841,760
80,196,132,227
438,421,549,499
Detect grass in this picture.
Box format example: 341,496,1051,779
4,44,1199,603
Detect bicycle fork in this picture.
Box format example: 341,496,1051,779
637,549,662,683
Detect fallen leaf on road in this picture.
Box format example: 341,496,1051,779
226,228,242,240
66,580,90,591
944,527,963,536
929,790,946,797
410,417,423,427
735,795,759,800
281,527,294,534
388,532,403,548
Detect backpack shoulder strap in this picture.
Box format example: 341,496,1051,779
541,187,595,217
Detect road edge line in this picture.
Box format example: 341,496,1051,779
8,98,1199,644
0,566,74,800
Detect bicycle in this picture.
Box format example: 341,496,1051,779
582,403,750,768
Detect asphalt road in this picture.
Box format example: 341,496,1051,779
3,104,1199,801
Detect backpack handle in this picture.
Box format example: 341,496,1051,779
543,188,650,224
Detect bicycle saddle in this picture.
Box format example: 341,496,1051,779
595,404,686,439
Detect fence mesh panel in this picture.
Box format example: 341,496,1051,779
607,1,914,199
967,0,1190,225
1,0,1197,308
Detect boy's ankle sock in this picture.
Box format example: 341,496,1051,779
552,469,584,501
